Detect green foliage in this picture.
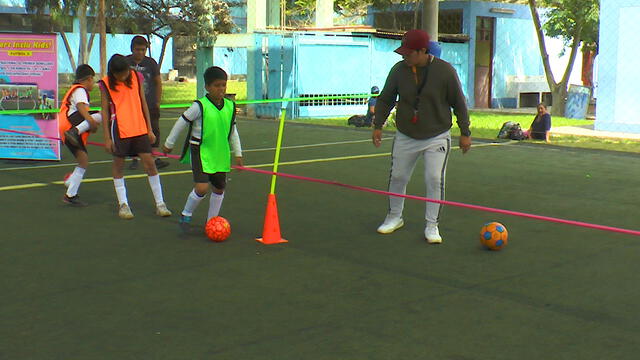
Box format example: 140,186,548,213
540,0,599,51
129,0,235,45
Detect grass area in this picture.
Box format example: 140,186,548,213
291,111,640,153
55,80,640,153
59,79,246,106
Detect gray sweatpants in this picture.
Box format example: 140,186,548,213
387,131,451,224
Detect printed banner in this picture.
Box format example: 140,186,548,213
0,33,58,160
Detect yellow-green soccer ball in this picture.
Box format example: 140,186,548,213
480,222,508,250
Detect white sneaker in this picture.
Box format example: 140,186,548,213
425,223,442,244
377,216,404,234
118,203,134,220
155,202,172,217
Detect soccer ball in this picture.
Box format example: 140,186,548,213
205,216,231,242
480,222,508,250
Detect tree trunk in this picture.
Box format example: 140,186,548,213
413,0,421,29
60,31,76,71
528,0,583,117
422,0,438,39
157,34,172,70
87,33,96,61
551,85,568,117
98,0,106,76
87,7,99,61
528,0,556,90
78,0,88,65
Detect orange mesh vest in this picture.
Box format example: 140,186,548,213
102,70,147,138
59,84,90,145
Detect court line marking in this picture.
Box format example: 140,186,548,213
0,138,395,172
0,142,511,192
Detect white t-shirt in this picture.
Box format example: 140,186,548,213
67,87,89,116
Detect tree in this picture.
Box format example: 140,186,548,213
26,0,127,74
26,0,79,69
129,0,236,69
528,0,599,116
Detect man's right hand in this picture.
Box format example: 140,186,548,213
161,145,172,153
372,129,382,147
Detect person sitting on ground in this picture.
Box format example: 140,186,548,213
364,86,379,127
526,103,552,143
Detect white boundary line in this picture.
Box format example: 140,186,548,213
0,141,512,192
0,137,394,172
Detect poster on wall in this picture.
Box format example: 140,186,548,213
0,33,58,161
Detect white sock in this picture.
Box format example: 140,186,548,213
147,174,164,206
113,178,128,205
76,120,91,134
207,192,224,221
65,166,86,197
182,189,205,217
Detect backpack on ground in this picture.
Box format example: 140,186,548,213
347,115,367,127
498,121,527,140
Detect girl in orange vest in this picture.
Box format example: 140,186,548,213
59,64,102,206
99,54,171,219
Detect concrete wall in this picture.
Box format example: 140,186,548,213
595,0,640,133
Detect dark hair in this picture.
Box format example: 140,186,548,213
74,64,95,83
203,66,227,86
130,35,149,51
371,86,380,94
107,54,132,91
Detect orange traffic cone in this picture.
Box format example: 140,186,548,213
256,194,288,244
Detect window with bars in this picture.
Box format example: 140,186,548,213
299,94,368,107
439,10,463,34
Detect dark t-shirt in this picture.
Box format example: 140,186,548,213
530,113,551,140
365,97,377,125
126,55,160,108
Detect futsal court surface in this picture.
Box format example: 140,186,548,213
2,112,640,359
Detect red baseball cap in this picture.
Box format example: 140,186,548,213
395,29,431,56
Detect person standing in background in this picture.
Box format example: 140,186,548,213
126,35,169,170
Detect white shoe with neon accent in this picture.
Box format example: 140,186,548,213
425,223,442,244
377,216,404,234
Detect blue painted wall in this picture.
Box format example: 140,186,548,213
492,17,544,107
595,0,640,133
214,47,248,76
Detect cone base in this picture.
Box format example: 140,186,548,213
256,237,288,244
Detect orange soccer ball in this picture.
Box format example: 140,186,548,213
479,222,508,251
205,216,231,242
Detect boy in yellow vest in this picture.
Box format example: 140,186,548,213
99,54,172,219
59,64,102,206
162,66,243,230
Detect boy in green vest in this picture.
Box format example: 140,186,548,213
162,66,243,230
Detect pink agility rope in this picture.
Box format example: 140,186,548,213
232,166,640,237
2,127,639,236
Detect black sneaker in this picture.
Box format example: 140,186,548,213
128,158,139,170
64,127,82,147
155,158,170,169
63,194,88,207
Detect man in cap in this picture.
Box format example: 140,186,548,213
372,29,471,244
